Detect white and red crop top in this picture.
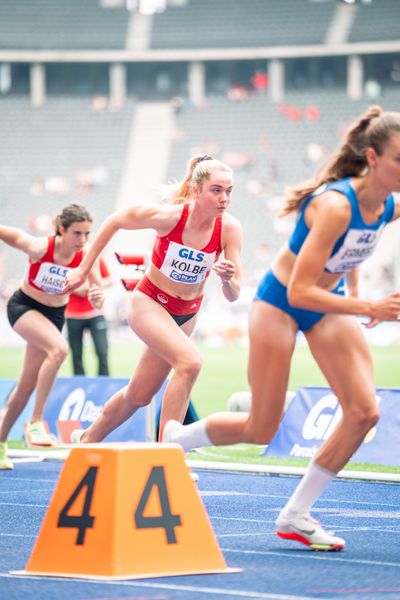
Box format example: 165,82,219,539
27,236,84,295
151,203,222,285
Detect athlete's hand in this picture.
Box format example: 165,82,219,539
213,259,236,283
364,293,400,328
63,266,87,294
88,284,104,309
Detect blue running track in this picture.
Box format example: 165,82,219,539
1,461,400,600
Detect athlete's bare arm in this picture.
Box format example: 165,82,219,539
0,225,47,261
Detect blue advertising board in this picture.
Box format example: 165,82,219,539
45,376,165,442
265,386,400,466
7,377,164,442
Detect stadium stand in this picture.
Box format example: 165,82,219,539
0,0,399,302
0,0,128,50
151,0,337,49
0,95,135,283
349,0,400,43
167,88,400,282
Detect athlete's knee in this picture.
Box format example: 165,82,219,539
48,341,69,365
242,418,278,445
174,352,203,383
343,400,380,432
123,382,153,409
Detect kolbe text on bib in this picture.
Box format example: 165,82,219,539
160,242,215,284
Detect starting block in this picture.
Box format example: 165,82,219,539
17,443,239,580
120,277,141,291
114,252,145,265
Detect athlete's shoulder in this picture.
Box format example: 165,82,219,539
221,212,243,249
28,235,51,263
312,188,351,214
221,211,242,230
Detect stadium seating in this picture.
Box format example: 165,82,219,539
0,95,135,281
0,0,128,50
151,0,336,49
349,0,400,43
167,89,400,281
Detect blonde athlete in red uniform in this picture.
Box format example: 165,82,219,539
0,204,103,469
163,107,400,550
64,155,242,444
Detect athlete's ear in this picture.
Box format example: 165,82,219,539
191,184,200,199
365,146,378,168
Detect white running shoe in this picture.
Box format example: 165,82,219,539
162,421,199,482
70,429,85,444
161,419,182,444
276,511,345,551
24,421,57,448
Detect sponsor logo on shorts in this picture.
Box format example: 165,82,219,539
157,293,169,304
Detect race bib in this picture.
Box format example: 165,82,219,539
160,241,215,284
33,262,72,295
325,226,384,273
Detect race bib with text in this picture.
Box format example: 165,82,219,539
33,262,72,294
160,241,215,284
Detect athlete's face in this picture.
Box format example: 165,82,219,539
60,220,92,251
367,132,400,192
195,170,233,213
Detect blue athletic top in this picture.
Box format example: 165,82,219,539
288,177,395,274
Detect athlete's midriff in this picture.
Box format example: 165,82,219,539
19,280,71,308
272,243,346,292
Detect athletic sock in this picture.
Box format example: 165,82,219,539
168,418,212,452
281,460,336,517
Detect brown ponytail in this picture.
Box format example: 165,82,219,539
279,105,400,217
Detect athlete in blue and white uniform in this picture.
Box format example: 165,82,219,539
163,106,400,551
255,176,395,331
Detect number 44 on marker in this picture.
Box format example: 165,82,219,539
21,444,239,579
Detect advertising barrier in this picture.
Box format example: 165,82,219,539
6,377,198,443
264,386,400,466
7,377,164,442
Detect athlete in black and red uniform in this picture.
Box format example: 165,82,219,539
64,155,242,444
0,204,102,468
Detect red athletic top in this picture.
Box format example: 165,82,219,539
65,258,110,318
27,236,84,295
151,203,222,285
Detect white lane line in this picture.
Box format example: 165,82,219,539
0,489,54,495
202,491,400,509
0,573,317,600
0,533,36,538
222,548,400,568
0,477,56,484
0,502,48,508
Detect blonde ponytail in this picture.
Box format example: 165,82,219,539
167,154,232,204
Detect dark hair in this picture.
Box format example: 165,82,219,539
170,154,232,204
280,105,400,216
55,204,93,235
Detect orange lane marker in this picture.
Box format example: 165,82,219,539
15,443,240,580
